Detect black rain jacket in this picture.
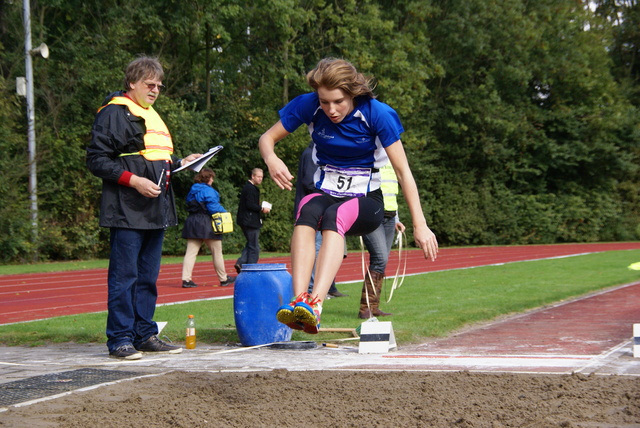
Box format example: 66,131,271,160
86,91,179,229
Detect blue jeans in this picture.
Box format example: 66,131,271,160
106,228,163,352
362,216,396,274
236,226,260,267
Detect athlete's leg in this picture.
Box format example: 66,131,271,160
311,195,383,301
292,192,334,296
312,230,346,301
290,225,317,296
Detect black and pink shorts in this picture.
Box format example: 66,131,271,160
294,189,383,237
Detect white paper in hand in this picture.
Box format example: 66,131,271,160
174,145,224,173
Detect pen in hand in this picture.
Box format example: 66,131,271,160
157,169,165,188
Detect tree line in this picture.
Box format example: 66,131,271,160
0,0,638,263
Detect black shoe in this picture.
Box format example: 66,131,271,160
234,264,242,274
135,335,182,354
182,280,198,288
109,344,143,360
328,290,348,298
220,275,236,287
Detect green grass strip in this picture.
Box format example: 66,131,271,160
1,250,639,347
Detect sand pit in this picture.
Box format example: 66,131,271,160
1,369,639,427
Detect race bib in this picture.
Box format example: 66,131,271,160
319,165,372,197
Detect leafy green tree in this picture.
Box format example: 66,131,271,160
416,0,638,244
0,76,33,262
0,0,639,262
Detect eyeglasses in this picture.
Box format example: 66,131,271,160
143,81,166,92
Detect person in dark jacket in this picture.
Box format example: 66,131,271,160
87,56,201,360
234,168,270,272
181,168,235,288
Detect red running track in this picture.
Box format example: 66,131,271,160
1,242,639,325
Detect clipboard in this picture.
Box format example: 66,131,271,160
173,145,224,173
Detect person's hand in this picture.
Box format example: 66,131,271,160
181,153,203,166
395,221,406,233
413,223,438,262
265,155,294,191
130,175,161,198
262,207,271,214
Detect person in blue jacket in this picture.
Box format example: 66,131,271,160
260,57,439,334
181,168,235,288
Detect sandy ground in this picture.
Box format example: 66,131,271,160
3,244,640,427
1,370,639,427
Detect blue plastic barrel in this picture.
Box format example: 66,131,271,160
233,263,293,346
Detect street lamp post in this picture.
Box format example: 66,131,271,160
22,0,48,260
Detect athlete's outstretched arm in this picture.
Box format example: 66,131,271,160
385,140,438,262
259,120,294,191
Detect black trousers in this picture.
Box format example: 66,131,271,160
236,226,260,267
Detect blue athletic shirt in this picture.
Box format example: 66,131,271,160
279,92,404,193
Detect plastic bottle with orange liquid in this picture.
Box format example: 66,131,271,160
186,315,196,349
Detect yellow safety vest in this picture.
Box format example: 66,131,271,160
103,96,174,161
380,164,399,212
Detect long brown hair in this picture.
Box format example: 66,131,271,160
306,58,376,99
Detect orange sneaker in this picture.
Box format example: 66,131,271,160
276,292,310,330
293,295,322,334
